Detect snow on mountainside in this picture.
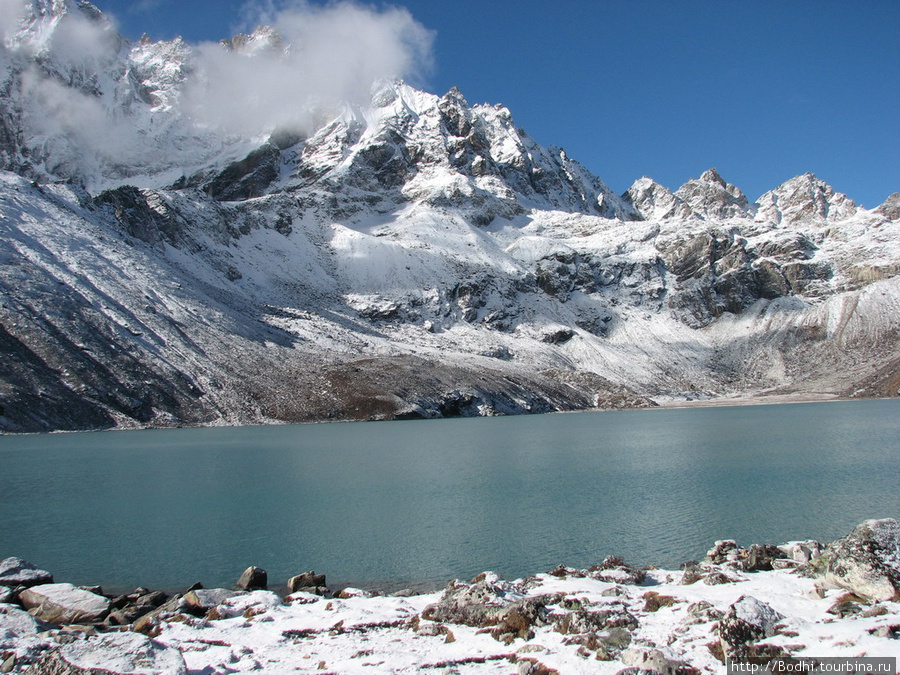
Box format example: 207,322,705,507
1,2,899,432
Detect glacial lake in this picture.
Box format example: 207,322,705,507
1,399,898,593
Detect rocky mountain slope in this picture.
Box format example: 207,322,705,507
1,1,899,432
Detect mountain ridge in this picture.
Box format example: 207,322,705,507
1,3,898,432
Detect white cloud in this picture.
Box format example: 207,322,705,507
6,0,435,184
0,0,26,41
184,0,434,136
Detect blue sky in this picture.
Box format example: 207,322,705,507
97,0,899,208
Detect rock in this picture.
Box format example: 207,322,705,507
0,558,53,588
704,540,741,566
287,572,327,594
868,624,900,639
642,592,677,612
335,588,374,599
682,601,724,626
779,540,825,564
205,590,282,620
421,574,551,634
0,586,15,603
182,588,242,616
18,584,110,625
588,556,646,585
553,604,639,634
803,519,900,602
0,603,46,639
703,570,743,585
618,647,694,675
718,595,784,660
24,632,186,674
236,566,267,591
104,590,170,627
679,561,703,585
593,627,633,661
742,545,785,572
826,601,863,618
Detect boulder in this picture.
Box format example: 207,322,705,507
105,590,169,626
587,556,646,585
704,540,741,567
618,647,693,675
287,572,327,594
803,519,900,602
18,584,110,625
718,595,784,660
0,586,15,603
0,603,46,640
0,558,53,588
235,566,267,591
779,540,825,564
742,544,785,572
553,604,639,634
181,588,242,616
421,574,551,634
24,632,186,675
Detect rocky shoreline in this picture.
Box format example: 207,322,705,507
1,520,898,674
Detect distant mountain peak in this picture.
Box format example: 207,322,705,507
674,168,750,220
755,173,858,225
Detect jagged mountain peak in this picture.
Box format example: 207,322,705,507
624,176,694,221
7,0,108,48
755,172,858,225
221,25,285,55
875,193,900,221
674,168,750,220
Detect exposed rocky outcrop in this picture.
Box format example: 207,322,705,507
803,518,900,602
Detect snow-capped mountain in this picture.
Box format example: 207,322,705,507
1,2,898,432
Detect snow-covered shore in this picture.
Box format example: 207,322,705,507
2,520,898,674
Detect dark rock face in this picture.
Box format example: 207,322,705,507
93,186,184,248
205,144,282,201
803,518,900,602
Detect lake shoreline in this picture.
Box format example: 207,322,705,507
2,519,899,674
1,390,892,437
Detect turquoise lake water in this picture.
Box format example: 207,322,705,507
1,399,898,592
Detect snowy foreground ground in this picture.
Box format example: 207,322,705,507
1,521,899,674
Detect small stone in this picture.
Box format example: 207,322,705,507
827,601,864,618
